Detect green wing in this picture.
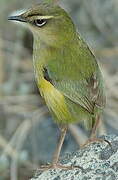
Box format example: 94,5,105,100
53,72,105,114
45,35,106,114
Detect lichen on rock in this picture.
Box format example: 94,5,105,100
31,135,118,180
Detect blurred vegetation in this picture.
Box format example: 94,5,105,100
0,0,118,179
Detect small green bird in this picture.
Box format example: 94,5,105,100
8,0,106,170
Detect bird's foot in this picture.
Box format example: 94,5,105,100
39,163,83,171
81,137,111,148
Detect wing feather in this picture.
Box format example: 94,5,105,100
43,34,106,114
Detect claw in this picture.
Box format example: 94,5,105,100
81,137,111,148
39,163,83,171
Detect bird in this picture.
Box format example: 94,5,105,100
8,0,107,170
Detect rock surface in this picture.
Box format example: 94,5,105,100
31,135,118,180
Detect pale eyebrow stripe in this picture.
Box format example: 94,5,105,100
33,15,54,19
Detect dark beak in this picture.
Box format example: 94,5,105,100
8,15,27,22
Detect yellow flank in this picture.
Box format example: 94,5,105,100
38,78,72,123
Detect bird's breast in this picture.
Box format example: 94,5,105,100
37,77,72,123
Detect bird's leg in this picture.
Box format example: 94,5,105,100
52,125,67,166
81,116,111,147
39,125,68,170
39,125,83,171
90,115,100,139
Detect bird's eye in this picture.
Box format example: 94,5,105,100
34,19,47,27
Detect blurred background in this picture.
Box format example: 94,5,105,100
0,0,118,179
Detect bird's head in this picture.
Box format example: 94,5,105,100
8,1,76,47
